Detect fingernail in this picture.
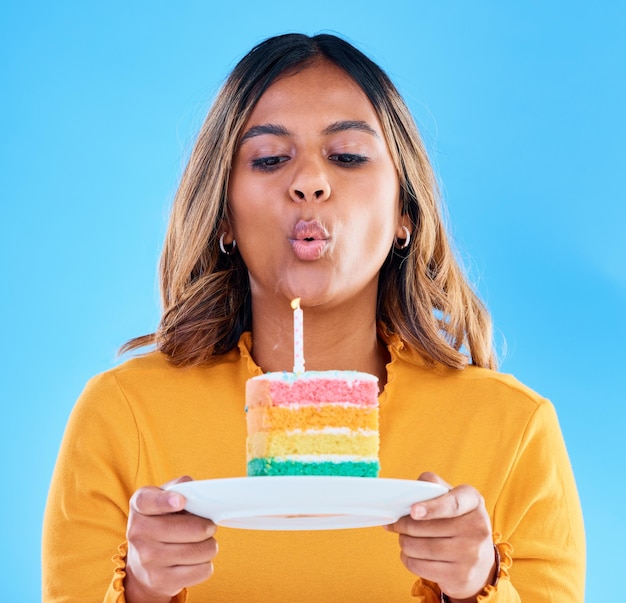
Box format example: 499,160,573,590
167,493,184,509
411,505,427,519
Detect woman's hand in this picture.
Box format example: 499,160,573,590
385,472,496,602
124,476,218,603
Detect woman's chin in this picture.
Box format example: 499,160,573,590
250,262,376,309
281,273,377,311
278,267,342,307
282,283,335,308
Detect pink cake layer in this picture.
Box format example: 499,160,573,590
247,371,379,408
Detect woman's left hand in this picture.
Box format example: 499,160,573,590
385,472,497,602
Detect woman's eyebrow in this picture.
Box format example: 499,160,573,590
240,120,379,145
322,120,379,138
240,123,291,143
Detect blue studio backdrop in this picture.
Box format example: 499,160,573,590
2,2,624,601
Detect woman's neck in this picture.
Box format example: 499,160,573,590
249,297,389,386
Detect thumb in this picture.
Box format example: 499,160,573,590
161,475,194,489
158,475,194,512
417,471,452,489
410,472,452,519
130,476,194,517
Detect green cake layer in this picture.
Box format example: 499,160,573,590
247,458,380,477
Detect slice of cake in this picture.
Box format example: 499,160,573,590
246,370,380,477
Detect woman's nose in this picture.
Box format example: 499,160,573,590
289,159,331,203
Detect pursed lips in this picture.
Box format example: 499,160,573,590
289,219,330,261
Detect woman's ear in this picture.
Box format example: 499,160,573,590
220,230,235,246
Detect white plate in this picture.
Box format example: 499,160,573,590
166,476,447,530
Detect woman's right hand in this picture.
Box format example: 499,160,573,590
124,476,218,603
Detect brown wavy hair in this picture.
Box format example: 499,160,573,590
121,33,496,370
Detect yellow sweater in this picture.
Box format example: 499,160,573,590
42,333,585,602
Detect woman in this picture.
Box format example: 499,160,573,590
43,33,585,602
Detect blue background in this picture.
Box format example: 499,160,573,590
2,2,624,600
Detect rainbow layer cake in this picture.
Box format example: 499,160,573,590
246,370,380,477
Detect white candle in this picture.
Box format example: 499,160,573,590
290,298,305,374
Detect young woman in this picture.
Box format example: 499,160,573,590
43,33,585,602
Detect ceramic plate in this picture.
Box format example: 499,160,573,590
166,476,447,530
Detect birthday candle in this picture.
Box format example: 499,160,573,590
290,298,305,374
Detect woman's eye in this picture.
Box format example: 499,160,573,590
251,156,289,171
329,153,368,166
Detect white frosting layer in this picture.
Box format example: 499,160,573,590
275,454,378,462
250,370,377,384
285,427,377,436
256,402,370,410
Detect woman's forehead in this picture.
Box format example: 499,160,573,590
244,61,381,133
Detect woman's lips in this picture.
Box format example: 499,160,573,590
291,239,329,260
289,219,330,261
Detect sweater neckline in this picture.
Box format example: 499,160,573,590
236,330,410,408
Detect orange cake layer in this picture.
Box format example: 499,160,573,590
246,404,378,432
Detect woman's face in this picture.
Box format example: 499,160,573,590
227,60,404,310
